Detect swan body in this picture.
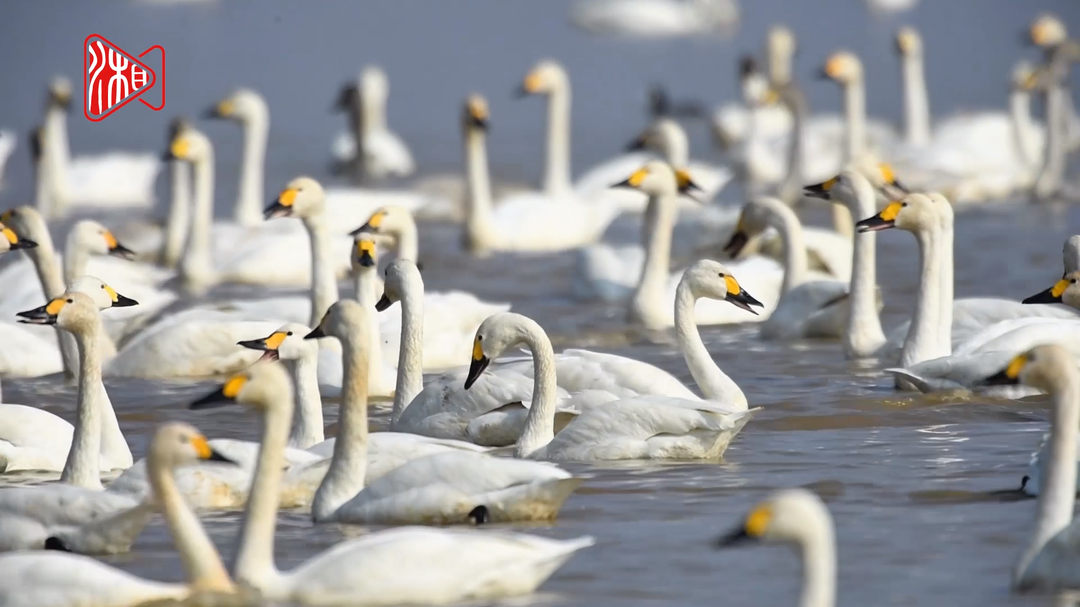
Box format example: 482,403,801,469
331,65,416,181
569,0,738,38
0,129,14,187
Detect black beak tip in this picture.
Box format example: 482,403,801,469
625,137,647,152
375,294,393,312
208,449,237,464
610,177,634,190
15,306,54,325
515,85,529,99
350,223,376,237
468,505,491,525
713,527,751,549
304,326,326,340
202,105,221,119
263,202,290,220
722,232,749,259
1022,288,1060,305
236,338,268,351
980,370,1018,387
12,237,38,250
110,244,137,260
114,294,139,308
464,356,490,391
189,388,230,410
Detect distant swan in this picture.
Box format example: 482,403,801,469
569,0,739,38
331,65,416,181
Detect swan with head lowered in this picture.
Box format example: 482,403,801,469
0,291,150,554
188,360,592,604
0,422,237,607
460,93,620,254
331,65,415,182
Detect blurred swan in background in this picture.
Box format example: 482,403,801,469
0,129,14,188
569,0,739,38
331,65,416,181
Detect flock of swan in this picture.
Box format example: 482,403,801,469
0,10,1077,607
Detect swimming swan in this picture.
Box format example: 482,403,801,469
331,65,416,181
715,488,837,607
189,361,592,605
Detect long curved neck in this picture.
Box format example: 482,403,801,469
352,266,384,386
841,180,885,358
33,142,53,217
312,334,369,521
543,83,572,198
1034,84,1068,201
288,355,324,449
842,79,867,163
1010,89,1041,172
235,113,268,227
463,126,497,253
233,392,293,593
391,220,419,264
661,128,689,167
361,89,387,134
936,203,954,358
778,89,806,205
60,325,104,489
673,281,747,408
630,192,676,329
162,159,191,269
391,280,424,424
43,105,70,217
514,321,560,459
1016,370,1080,581
901,51,932,146
799,519,838,607
899,226,941,370
148,455,234,593
22,220,78,378
62,234,88,290
303,212,339,329
764,200,809,294
180,151,215,296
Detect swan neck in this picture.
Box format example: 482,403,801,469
23,220,79,378
937,208,954,358
543,84,572,198
1009,90,1040,171
180,150,215,296
900,226,941,369
842,180,886,358
391,280,424,424
799,518,838,607
901,52,932,146
361,87,387,133
1034,85,1068,200
288,355,324,448
674,281,747,407
162,159,191,268
464,127,497,252
62,232,87,287
392,219,420,264
304,214,339,329
233,391,292,592
60,327,104,489
43,106,70,217
147,456,234,593
769,201,809,294
514,321,560,458
630,193,676,329
235,112,268,227
843,80,867,162
779,90,806,204
312,335,369,521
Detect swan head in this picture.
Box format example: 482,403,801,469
819,51,862,84
377,259,422,312
166,128,212,163
68,276,139,309
189,360,293,413
265,176,326,220
352,233,379,274
894,26,922,56
15,291,98,330
611,160,702,198
305,299,369,342
0,221,37,252
360,65,390,102
805,164,908,202
519,59,568,97
47,77,72,111
855,193,935,233
1029,14,1067,48
237,323,316,363
465,312,543,390
148,422,235,470
204,88,267,122
462,94,489,131
1,206,48,244
625,118,686,156
349,206,414,239
1023,271,1080,308
723,197,783,257
69,220,136,260
714,488,833,550
981,344,1076,392
680,259,763,315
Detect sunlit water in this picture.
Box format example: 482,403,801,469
2,0,1080,605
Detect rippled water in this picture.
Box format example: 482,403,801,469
3,1,1080,605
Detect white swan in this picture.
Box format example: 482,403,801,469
0,422,237,607
0,292,148,554
975,345,1080,591
0,277,136,474
351,205,512,371
568,0,738,38
1028,14,1080,202
465,307,758,461
0,129,14,189
331,65,416,181
461,93,620,254
191,361,592,605
714,488,836,607
38,77,160,217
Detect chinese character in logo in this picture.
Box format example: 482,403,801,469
83,34,165,122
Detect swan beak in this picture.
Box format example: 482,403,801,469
674,169,703,200
625,134,648,152
724,277,763,315
980,354,1027,386
304,325,327,340
237,331,287,362
350,209,387,237
464,355,491,390
190,373,248,409
112,292,139,308
333,84,357,112
189,435,237,465
1022,279,1068,305
16,298,66,325
815,66,832,80
203,99,232,119
515,83,530,98
265,188,298,219
713,525,752,548
722,231,749,258
355,239,377,268
105,233,136,260
611,167,649,190
803,177,837,200
375,294,394,312
855,202,901,233
714,503,772,548
2,227,37,250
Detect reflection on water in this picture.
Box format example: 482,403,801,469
1,0,1080,605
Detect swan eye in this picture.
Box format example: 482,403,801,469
718,272,726,278
287,331,293,336
901,202,908,207
66,298,73,303
1072,280,1077,285
477,335,482,342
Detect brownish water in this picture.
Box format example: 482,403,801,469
3,0,1080,605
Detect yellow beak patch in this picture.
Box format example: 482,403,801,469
745,504,773,537
762,88,780,105
1005,354,1028,380
222,374,248,399
104,285,120,303
523,72,541,93
191,435,213,459
217,100,234,116
170,138,190,159
1051,279,1070,299
277,189,298,208
357,239,376,257
367,210,387,229
45,298,67,316
265,331,288,350
468,99,488,120
724,275,742,296
2,227,19,246
627,168,649,188
472,338,484,362
879,163,896,185
878,201,903,222
824,57,842,78
103,230,119,249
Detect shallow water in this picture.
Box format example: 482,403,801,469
3,1,1080,606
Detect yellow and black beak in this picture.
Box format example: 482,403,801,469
354,239,376,268
803,176,838,200
675,169,704,200
237,330,289,362
714,503,772,548
723,275,763,315
855,201,902,233
190,373,249,410
304,324,327,340
203,99,233,119
981,354,1027,386
265,188,297,219
349,210,387,237
723,230,749,258
104,231,136,260
611,167,649,190
104,284,139,308
16,297,68,325
2,226,37,251
464,338,490,390
1023,278,1069,305
189,434,236,464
